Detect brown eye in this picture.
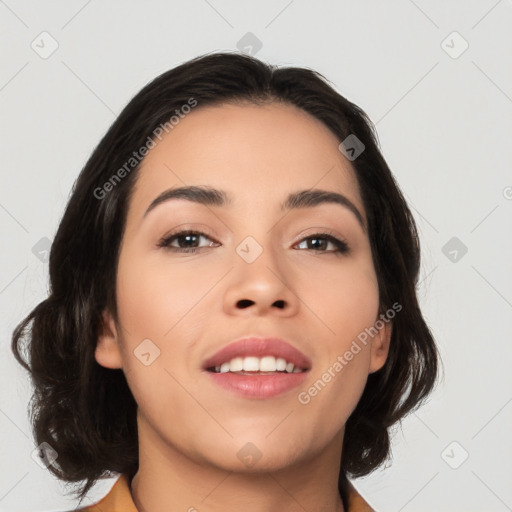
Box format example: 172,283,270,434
157,230,219,253
295,233,350,254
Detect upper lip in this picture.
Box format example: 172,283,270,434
202,337,312,371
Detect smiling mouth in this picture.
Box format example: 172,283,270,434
204,358,310,399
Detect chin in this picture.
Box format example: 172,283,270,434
212,447,306,474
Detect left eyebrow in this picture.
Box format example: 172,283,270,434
143,185,366,232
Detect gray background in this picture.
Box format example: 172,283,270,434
1,1,511,511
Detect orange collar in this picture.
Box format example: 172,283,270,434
78,473,375,511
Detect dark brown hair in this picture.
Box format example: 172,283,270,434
11,50,440,503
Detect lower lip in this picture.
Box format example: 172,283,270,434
205,371,308,399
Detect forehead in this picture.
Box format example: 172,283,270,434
129,102,363,216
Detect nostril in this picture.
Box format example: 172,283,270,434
236,299,253,308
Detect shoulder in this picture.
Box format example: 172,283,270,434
346,479,377,512
69,473,376,512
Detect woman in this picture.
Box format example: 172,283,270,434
12,51,439,512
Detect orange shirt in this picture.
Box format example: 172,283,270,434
76,473,375,511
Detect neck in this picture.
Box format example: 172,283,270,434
130,414,345,512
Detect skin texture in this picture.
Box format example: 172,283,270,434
95,103,392,512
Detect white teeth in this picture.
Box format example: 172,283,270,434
275,358,287,371
230,357,243,371
259,356,276,372
243,356,260,371
213,355,303,374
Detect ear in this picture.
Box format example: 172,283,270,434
368,316,392,374
95,309,123,369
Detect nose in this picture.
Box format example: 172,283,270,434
222,240,299,317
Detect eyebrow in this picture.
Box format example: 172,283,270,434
143,185,366,232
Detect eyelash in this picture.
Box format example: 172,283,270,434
157,230,350,255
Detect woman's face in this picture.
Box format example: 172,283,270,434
96,102,391,473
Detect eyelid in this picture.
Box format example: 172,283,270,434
291,227,348,245
160,223,219,241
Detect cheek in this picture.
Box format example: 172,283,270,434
113,255,199,433
300,255,380,341
113,250,210,405
295,257,379,411
114,249,214,345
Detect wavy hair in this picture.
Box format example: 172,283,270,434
11,50,440,502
